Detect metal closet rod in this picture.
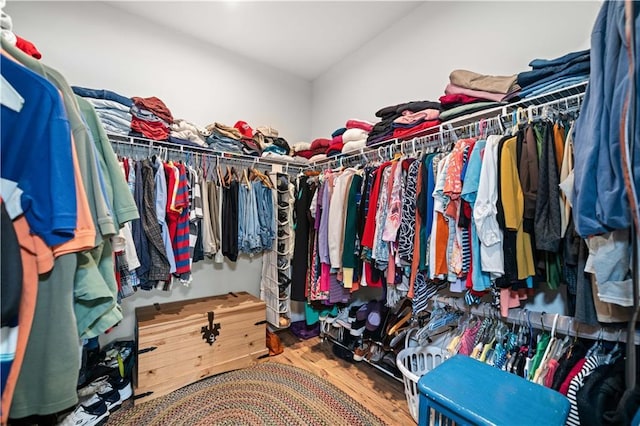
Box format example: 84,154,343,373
107,133,305,173
318,88,585,170
433,295,639,345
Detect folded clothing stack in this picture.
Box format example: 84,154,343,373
513,49,590,100
368,100,441,145
328,127,345,157
205,121,243,154
72,86,133,136
342,119,374,154
130,96,173,141
290,141,312,163
234,120,262,157
169,118,208,147
367,101,442,146
295,138,331,162
439,69,514,120
254,126,294,159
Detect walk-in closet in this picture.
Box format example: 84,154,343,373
2,1,639,425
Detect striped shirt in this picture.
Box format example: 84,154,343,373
565,354,607,426
174,163,191,276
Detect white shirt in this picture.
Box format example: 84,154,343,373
473,134,504,278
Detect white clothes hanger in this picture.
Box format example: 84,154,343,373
1,76,24,113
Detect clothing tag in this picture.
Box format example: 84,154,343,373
1,75,24,113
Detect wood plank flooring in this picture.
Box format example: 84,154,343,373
264,330,415,425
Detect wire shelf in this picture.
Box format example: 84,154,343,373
108,133,307,173
315,81,588,170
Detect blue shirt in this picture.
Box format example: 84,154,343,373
1,54,76,246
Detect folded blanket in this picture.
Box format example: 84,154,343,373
393,108,440,125
342,128,369,143
391,120,440,139
445,83,507,102
439,102,500,122
439,93,484,106
449,69,517,94
346,119,375,132
342,139,367,153
309,153,327,163
294,149,318,159
326,141,344,155
375,100,442,119
170,130,207,146
291,141,312,152
310,138,332,151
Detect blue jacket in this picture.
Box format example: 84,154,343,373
573,1,640,237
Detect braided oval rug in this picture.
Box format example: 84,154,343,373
108,362,387,426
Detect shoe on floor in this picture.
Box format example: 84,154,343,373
77,375,110,399
353,342,371,362
59,398,109,426
80,375,133,408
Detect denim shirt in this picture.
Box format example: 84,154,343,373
573,2,639,237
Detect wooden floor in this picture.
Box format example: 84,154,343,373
264,330,415,425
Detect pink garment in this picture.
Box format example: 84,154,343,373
544,359,560,388
393,108,441,125
445,83,507,103
346,119,375,133
320,263,331,292
382,161,403,242
439,93,483,106
331,135,343,145
458,321,482,355
500,288,521,317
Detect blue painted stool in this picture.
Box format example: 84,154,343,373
417,355,570,426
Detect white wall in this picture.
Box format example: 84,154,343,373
6,1,312,142
6,1,311,344
311,1,602,138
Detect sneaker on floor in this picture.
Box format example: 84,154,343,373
325,307,347,325
77,375,110,399
106,376,133,403
353,342,371,362
97,388,122,412
350,319,366,336
333,308,353,330
59,398,109,426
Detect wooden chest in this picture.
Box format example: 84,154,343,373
134,291,268,404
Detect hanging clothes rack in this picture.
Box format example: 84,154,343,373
316,81,587,170
432,295,640,345
107,133,306,174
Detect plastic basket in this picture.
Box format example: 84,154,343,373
396,345,450,423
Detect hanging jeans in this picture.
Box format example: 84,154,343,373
254,181,275,250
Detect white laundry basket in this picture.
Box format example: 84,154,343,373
396,345,450,423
